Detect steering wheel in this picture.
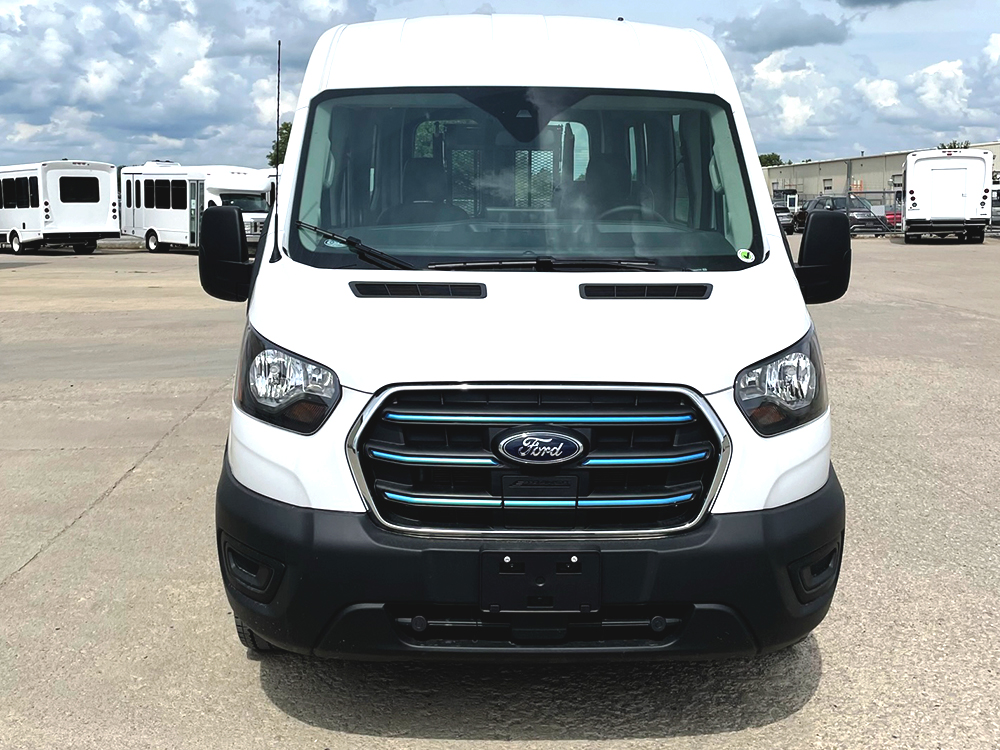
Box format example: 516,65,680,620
597,205,669,223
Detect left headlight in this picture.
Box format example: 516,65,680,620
735,329,828,437
235,327,341,434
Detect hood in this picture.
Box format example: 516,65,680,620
248,248,810,395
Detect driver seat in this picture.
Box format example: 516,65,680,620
377,158,469,225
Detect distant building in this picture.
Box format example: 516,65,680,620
762,141,1000,207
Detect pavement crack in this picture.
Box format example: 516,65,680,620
0,380,231,591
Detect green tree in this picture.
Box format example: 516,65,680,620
267,121,292,167
938,139,971,149
758,152,785,167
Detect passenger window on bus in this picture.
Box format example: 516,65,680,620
126,180,132,209
154,180,170,209
15,177,29,208
170,180,186,210
135,180,141,209
3,178,16,208
28,176,39,208
59,176,100,203
144,180,154,208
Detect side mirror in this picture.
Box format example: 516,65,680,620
199,206,252,302
795,210,851,304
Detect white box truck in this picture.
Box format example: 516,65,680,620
203,166,272,245
902,148,994,243
120,161,206,252
197,14,852,660
0,160,120,255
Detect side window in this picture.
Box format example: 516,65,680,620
170,180,186,210
3,178,17,208
28,176,39,208
672,115,691,225
15,177,29,208
144,180,154,208
154,179,170,209
125,180,132,209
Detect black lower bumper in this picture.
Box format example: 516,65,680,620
42,231,120,243
217,458,845,660
905,219,989,234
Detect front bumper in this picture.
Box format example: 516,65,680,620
217,457,845,660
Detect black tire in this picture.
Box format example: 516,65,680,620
10,232,25,255
971,230,985,244
234,615,276,652
73,242,97,255
145,231,166,253
904,234,915,244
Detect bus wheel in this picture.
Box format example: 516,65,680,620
73,242,97,255
10,232,24,255
145,231,165,253
904,234,915,244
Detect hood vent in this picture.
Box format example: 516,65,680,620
351,282,486,299
580,284,713,300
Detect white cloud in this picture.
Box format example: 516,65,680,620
752,51,812,89
251,74,299,126
985,33,1000,66
777,95,814,133
7,122,45,143
855,78,900,110
77,59,127,104
908,60,969,115
38,27,71,67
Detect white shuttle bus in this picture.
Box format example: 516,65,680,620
902,148,994,243
198,15,853,661
204,166,272,245
0,160,119,255
120,161,206,252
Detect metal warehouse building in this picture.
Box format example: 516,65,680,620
762,141,1000,209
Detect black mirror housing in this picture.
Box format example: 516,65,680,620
795,210,851,304
199,206,252,302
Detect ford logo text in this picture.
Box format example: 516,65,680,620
497,431,585,465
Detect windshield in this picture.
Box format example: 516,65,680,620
220,192,268,212
291,88,762,271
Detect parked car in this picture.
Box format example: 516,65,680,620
883,206,902,228
794,194,889,235
774,204,794,234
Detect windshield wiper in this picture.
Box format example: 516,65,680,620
426,257,663,272
296,221,414,270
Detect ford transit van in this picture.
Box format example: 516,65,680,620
200,15,851,659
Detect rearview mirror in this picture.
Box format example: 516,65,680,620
199,206,252,302
795,210,851,304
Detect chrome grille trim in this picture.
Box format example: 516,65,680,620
345,383,732,539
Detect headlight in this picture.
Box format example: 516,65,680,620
735,329,828,436
848,211,867,219
235,327,341,434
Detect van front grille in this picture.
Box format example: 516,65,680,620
349,385,729,536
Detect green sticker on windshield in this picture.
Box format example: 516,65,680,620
738,249,755,263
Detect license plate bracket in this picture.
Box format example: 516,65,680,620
480,551,600,613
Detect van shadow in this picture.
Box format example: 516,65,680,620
257,636,822,741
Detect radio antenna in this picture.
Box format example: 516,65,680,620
270,39,281,262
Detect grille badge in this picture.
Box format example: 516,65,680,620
497,431,585,466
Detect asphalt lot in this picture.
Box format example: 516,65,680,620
2,235,999,749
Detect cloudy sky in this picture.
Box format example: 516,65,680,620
0,0,997,168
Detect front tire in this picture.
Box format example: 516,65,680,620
234,615,276,653
10,232,25,255
904,234,916,244
73,242,97,255
145,231,166,253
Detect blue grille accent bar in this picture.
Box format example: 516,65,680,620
582,451,710,467
384,491,502,508
370,449,499,466
384,413,694,425
578,493,695,508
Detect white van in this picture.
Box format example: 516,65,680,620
203,166,272,245
120,161,206,252
0,160,120,255
199,15,852,660
902,148,994,243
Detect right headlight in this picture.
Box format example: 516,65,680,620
735,329,828,436
235,327,341,434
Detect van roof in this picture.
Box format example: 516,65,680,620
302,15,732,102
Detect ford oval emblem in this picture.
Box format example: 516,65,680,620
497,431,585,465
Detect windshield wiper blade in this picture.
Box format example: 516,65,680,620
296,221,414,270
427,257,662,272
